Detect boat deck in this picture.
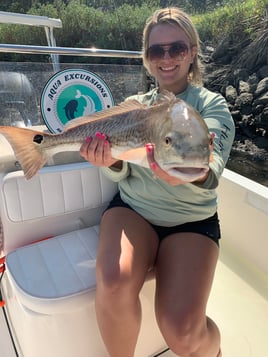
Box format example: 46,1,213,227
1,242,268,357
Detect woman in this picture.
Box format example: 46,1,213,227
80,7,235,357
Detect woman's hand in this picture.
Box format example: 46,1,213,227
145,143,187,185
146,143,209,185
80,132,121,168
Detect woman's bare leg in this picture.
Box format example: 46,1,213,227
95,207,159,357
155,233,220,357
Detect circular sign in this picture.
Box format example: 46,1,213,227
40,69,114,133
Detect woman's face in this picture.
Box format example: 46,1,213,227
147,23,196,94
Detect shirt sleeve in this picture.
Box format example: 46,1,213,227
193,93,235,190
100,161,130,182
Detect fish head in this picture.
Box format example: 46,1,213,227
153,99,214,182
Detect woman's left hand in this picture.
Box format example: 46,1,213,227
145,143,210,185
145,143,187,186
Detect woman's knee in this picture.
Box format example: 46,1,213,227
96,258,144,305
97,260,126,293
157,307,205,355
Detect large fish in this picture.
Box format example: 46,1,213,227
0,91,213,181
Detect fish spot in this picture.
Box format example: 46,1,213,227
33,134,44,144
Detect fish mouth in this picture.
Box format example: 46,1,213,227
165,165,209,182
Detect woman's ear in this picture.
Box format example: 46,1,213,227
190,45,198,63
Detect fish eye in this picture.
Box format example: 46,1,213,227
164,136,172,145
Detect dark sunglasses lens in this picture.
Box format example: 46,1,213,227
147,46,165,61
147,42,188,61
169,43,188,58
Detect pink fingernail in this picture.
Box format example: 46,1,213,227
101,133,107,140
86,136,91,143
104,141,109,146
146,144,153,153
150,162,157,170
95,132,101,138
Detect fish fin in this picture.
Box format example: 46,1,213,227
115,147,148,166
0,126,48,179
63,99,147,131
156,90,176,104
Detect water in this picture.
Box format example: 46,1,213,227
227,150,268,187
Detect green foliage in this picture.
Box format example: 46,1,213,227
0,0,268,62
193,0,268,45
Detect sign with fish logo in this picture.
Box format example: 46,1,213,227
41,69,114,133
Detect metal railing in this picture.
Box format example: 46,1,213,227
0,11,63,72
0,44,142,60
0,11,142,70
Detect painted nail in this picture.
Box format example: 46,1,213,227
210,132,216,139
101,133,107,140
145,143,153,153
86,136,91,143
150,162,157,170
95,132,102,138
104,140,109,146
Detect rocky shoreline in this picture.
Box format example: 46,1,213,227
205,64,268,159
202,26,268,162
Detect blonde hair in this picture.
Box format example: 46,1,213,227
142,7,203,86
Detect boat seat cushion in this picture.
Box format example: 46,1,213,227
6,226,100,314
0,162,117,253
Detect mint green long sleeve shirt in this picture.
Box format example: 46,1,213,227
101,85,235,226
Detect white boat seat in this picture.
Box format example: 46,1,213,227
0,162,167,356
5,226,100,315
0,162,117,254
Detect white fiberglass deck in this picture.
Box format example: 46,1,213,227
164,244,268,357
1,242,268,357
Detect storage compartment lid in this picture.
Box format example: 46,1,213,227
5,226,99,314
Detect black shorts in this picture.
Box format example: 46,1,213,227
105,192,221,246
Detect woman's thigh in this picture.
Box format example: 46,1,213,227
96,207,159,293
155,232,219,330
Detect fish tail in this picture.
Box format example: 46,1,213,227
0,126,48,179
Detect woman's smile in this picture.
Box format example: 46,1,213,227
160,65,178,72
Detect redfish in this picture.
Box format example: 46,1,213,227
0,91,213,180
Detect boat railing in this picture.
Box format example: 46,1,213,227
0,11,63,72
0,11,142,72
0,43,142,61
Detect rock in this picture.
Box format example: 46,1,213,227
235,92,253,108
247,73,258,92
256,128,267,137
258,66,268,79
253,104,264,115
253,93,268,106
225,85,237,104
233,68,250,82
238,80,250,94
261,106,268,128
234,93,253,115
231,110,242,121
255,77,268,97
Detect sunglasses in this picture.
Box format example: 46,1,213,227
146,41,189,62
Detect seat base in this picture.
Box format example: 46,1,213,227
2,226,167,357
